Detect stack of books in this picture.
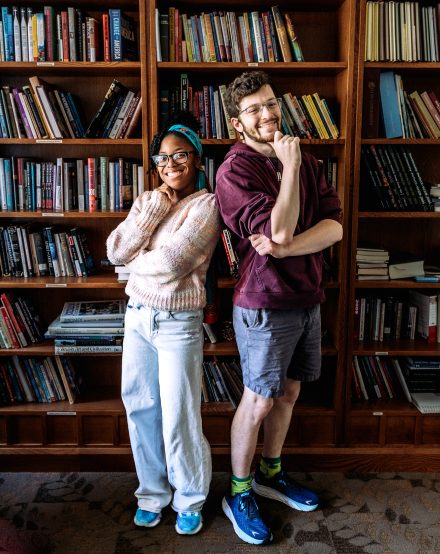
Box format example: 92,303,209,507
45,300,126,354
356,247,390,280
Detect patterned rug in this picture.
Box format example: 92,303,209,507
1,472,440,553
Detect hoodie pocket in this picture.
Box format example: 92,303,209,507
255,258,292,293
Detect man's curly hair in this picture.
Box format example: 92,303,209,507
224,71,271,119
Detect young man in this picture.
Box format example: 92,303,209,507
215,71,343,545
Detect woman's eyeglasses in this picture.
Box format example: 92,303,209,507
152,151,196,167
238,98,282,117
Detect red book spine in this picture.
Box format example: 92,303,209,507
102,14,110,62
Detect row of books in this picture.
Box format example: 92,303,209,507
280,91,339,140
0,355,80,405
354,293,418,342
45,300,126,354
0,7,137,62
84,79,142,139
0,78,85,139
360,144,432,211
156,5,304,63
352,356,440,413
0,225,95,279
379,71,440,139
0,292,43,349
0,77,141,140
0,157,143,213
354,289,440,343
365,1,440,62
162,75,339,141
202,358,243,406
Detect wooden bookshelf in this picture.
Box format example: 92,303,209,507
346,0,440,465
1,0,378,472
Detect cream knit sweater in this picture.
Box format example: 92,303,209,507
106,189,221,311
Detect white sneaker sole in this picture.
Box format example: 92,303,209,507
221,497,273,545
252,480,318,512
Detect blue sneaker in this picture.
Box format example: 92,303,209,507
252,469,319,512
134,508,162,527
222,490,273,545
175,511,203,535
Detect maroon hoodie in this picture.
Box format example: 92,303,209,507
215,142,342,309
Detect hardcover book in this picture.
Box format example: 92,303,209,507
60,299,126,322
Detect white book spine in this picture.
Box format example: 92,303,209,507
137,165,144,195
27,8,34,62
20,8,28,61
13,7,21,62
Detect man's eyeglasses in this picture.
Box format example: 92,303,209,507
238,98,282,117
152,151,196,167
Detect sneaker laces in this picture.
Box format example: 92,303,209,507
238,491,260,520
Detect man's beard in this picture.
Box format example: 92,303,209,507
240,117,281,144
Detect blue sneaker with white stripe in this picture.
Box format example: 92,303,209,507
222,490,272,545
134,508,162,528
252,469,319,511
175,511,203,535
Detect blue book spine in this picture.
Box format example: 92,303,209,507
109,9,121,61
247,13,257,62
23,359,42,402
379,71,403,138
3,159,14,211
65,92,85,137
268,11,281,62
0,96,8,136
190,16,201,62
259,17,268,62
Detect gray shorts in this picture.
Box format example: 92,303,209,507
233,304,321,398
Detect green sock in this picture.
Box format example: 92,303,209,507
260,456,282,479
231,474,252,496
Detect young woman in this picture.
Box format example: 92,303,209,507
106,112,220,535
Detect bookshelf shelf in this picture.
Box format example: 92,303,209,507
0,139,143,145
365,62,440,71
359,212,440,218
349,401,417,414
355,280,440,289
353,339,440,357
0,62,142,76
362,139,440,145
0,211,128,219
158,62,348,74
0,275,125,288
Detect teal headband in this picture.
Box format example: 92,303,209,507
167,124,203,156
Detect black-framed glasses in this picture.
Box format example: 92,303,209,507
152,151,196,167
237,98,282,117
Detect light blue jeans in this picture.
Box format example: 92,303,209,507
122,302,211,513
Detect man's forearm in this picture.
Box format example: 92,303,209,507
270,167,300,244
282,219,343,257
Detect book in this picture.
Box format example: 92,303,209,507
388,254,424,280
109,9,137,61
379,71,403,138
60,300,126,322
410,392,440,414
